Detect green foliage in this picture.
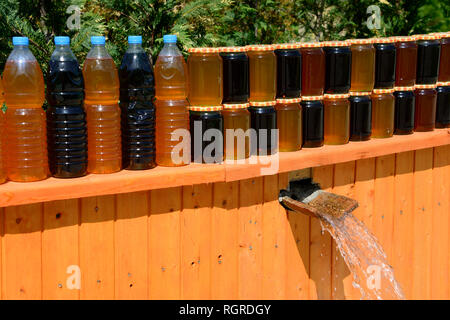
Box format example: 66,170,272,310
0,0,448,71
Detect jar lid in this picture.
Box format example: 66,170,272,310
276,97,302,104
373,88,395,94
275,43,301,49
348,38,374,45
219,46,247,53
223,103,249,109
322,40,350,47
249,100,277,107
415,34,440,41
300,41,323,48
415,84,437,89
394,86,415,91
349,91,371,96
246,44,275,51
437,81,450,87
301,95,323,101
188,47,220,53
392,35,416,43
373,37,395,44
189,105,222,111
324,93,350,99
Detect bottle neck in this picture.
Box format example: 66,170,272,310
127,43,143,53
87,44,111,59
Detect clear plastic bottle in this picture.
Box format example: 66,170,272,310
47,36,87,178
3,37,48,182
119,35,156,170
83,36,121,174
0,76,6,184
155,35,190,166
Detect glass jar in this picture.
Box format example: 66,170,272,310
374,38,396,89
323,41,352,94
275,44,302,98
247,45,276,102
324,93,350,145
438,33,450,82
249,102,277,155
301,96,324,148
187,48,223,106
394,36,417,87
301,42,325,96
220,47,249,104
349,92,372,141
414,84,437,132
371,88,395,138
394,87,415,135
416,34,441,85
436,84,450,128
349,39,375,92
275,98,302,152
222,103,250,160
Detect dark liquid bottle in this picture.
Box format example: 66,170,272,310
439,35,450,82
416,36,441,85
394,37,417,87
414,86,437,132
275,47,301,98
349,94,372,141
301,99,324,148
374,41,396,89
119,36,156,170
249,105,277,155
436,86,450,128
221,51,249,103
190,110,223,163
46,36,87,178
323,42,352,94
394,90,415,135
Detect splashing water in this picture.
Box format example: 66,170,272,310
318,211,405,300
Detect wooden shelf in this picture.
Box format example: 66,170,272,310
0,128,448,207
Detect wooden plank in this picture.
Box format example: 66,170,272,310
149,187,181,300
42,199,79,299
115,191,149,299
262,174,286,299
331,161,356,300
79,195,115,299
0,129,448,208
412,148,434,299
3,203,42,299
392,151,415,299
181,184,212,299
309,165,333,300
238,177,264,299
431,145,450,299
211,181,239,299
0,208,3,299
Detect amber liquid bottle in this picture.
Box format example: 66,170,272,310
188,48,222,106
301,43,325,96
414,85,437,132
371,89,395,138
83,36,121,174
276,98,302,151
394,36,417,87
349,39,375,92
3,37,48,182
324,94,350,145
248,45,276,102
222,104,250,160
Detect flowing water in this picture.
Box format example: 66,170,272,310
317,211,405,300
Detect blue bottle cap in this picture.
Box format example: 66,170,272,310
54,36,70,45
163,35,177,44
128,35,142,44
91,36,105,45
12,37,29,46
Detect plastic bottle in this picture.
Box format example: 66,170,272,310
3,37,48,182
301,96,324,148
155,34,190,166
119,35,156,170
0,76,6,184
323,41,352,94
324,93,350,145
394,87,415,135
349,39,375,92
301,42,325,96
222,103,250,160
83,36,121,174
247,45,276,102
349,92,372,141
275,44,301,98
47,36,87,178
275,98,302,151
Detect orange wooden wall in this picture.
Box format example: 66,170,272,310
0,145,449,300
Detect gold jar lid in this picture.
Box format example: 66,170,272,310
276,97,302,104
301,95,324,101
415,84,437,89
246,44,275,51
373,88,395,94
188,47,220,53
219,46,247,53
249,100,277,107
189,105,222,111
223,103,249,109
324,93,350,99
349,91,372,96
394,86,415,91
274,43,301,49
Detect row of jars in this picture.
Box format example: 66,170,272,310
187,33,450,108
188,84,450,164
